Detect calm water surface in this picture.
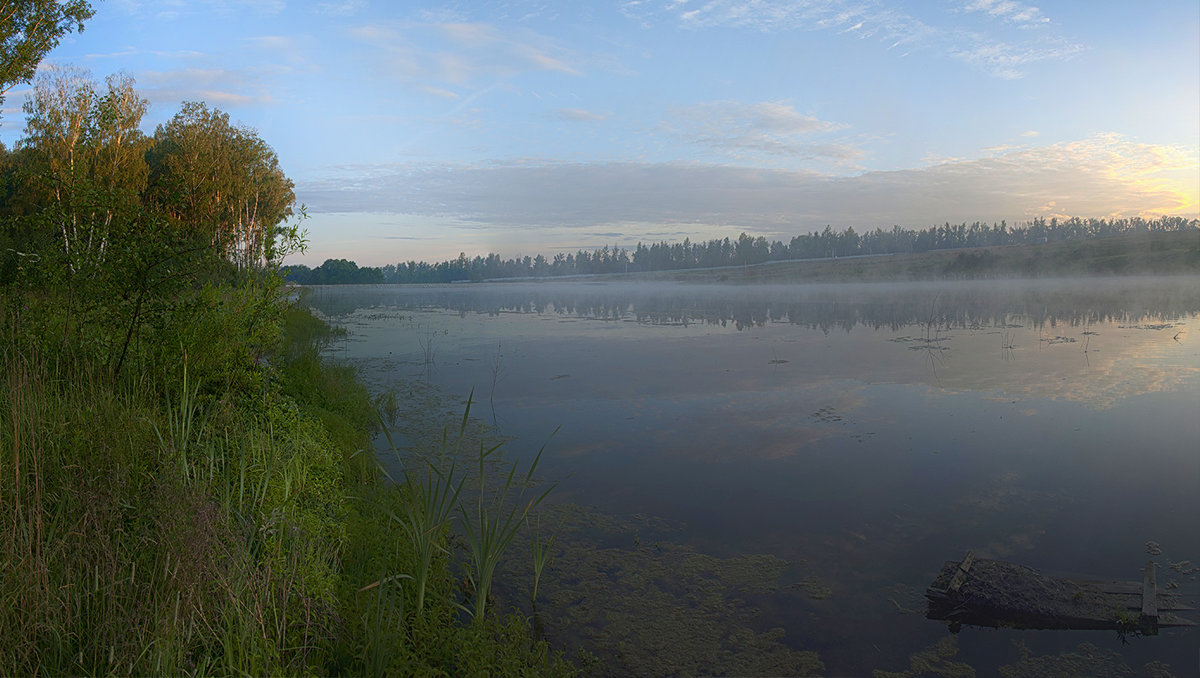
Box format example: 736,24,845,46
305,277,1200,676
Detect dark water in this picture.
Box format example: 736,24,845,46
306,277,1200,676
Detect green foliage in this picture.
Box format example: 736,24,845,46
0,285,574,675
0,0,94,111
147,101,296,268
0,62,571,677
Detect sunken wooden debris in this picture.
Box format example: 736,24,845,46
925,551,1197,635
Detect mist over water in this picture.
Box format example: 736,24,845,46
306,276,1200,675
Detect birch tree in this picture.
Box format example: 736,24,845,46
18,66,149,268
148,102,294,268
0,0,94,113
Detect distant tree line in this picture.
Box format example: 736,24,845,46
284,215,1197,284
282,258,384,284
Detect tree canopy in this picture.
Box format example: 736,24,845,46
0,0,94,112
1,67,302,378
148,101,295,268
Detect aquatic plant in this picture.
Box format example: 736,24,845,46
487,341,503,422
498,505,824,676
419,329,437,366
530,511,559,605
376,404,467,617
458,431,556,621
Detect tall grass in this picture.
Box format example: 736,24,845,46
1,292,575,676
0,296,339,674
373,389,565,627
459,431,556,621
377,411,466,617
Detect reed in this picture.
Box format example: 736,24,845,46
458,431,556,621
530,512,559,605
377,397,469,617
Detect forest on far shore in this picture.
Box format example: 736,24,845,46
284,215,1198,285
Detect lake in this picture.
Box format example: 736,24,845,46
303,276,1200,676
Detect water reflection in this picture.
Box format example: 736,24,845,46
304,276,1200,334
305,276,1200,676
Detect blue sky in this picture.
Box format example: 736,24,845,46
2,0,1197,266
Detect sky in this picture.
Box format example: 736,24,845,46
1,0,1197,267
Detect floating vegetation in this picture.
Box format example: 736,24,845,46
1042,335,1077,345
872,636,974,678
498,504,825,677
892,334,953,355
811,406,843,423
1168,560,1199,576
784,576,833,600
375,380,508,467
997,641,1178,678
374,379,825,675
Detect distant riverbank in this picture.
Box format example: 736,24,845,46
609,230,1199,284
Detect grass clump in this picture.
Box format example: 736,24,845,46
459,425,556,622
0,281,575,676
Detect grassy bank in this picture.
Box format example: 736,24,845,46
634,229,1200,283
0,277,574,676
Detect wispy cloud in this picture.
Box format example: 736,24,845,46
961,0,1049,27
314,0,365,16
439,23,580,76
421,85,462,100
951,35,1082,79
551,107,607,122
114,0,285,19
136,67,273,107
247,35,318,71
622,0,1082,78
348,20,582,92
80,48,206,61
297,135,1199,233
662,101,858,164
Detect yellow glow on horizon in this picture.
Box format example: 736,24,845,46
1127,163,1200,217
1091,137,1200,218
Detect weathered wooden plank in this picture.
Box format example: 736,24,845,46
948,551,974,593
1074,578,1195,609
1075,579,1142,595
1158,613,1198,627
1142,561,1157,620
925,555,1197,634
